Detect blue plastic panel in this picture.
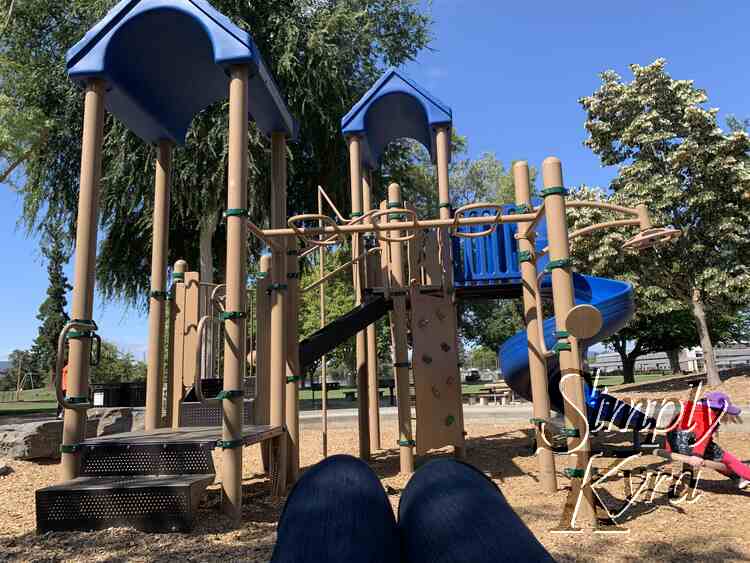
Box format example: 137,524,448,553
452,202,548,287
341,68,452,169
66,0,296,144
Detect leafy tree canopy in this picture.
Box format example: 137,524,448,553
578,59,750,385
0,0,431,307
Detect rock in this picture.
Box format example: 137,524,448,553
0,418,98,460
95,408,133,436
0,463,12,476
131,409,146,432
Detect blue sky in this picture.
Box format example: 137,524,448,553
1,1,747,360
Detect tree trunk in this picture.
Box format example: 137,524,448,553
199,211,218,378
691,288,721,386
666,349,682,374
622,357,636,385
199,211,218,284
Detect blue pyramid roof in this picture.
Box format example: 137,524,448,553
66,0,297,144
341,68,452,169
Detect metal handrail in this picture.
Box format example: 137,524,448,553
371,208,418,242
194,315,222,406
55,320,96,412
451,203,506,238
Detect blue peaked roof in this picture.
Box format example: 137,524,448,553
66,0,297,145
341,68,452,169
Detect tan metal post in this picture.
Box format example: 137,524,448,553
347,134,370,460
362,169,381,451
270,132,289,495
388,183,415,474
434,124,465,460
283,136,300,484
255,254,272,471
318,192,329,458
61,79,106,481
513,161,558,493
170,259,187,428
542,157,596,528
221,65,249,524
145,140,173,431
435,126,451,222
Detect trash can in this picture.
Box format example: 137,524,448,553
91,383,122,408
120,381,146,407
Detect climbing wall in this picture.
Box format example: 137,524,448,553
410,287,465,455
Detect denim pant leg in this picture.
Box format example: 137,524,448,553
399,459,554,563
271,454,401,563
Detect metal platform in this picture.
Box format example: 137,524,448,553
36,425,283,534
81,424,283,447
36,474,214,533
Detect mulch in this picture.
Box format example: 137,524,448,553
1,419,749,562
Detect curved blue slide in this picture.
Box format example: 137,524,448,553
498,273,654,430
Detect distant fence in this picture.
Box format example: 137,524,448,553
0,387,54,403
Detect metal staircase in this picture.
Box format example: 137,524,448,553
36,436,216,533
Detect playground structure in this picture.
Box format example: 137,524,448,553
37,0,683,535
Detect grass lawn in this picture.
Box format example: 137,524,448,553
0,374,672,416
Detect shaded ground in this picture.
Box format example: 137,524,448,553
1,418,749,562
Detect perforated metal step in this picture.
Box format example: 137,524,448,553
36,474,214,533
79,442,215,476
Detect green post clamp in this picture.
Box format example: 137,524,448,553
545,259,572,272
387,201,403,209
529,417,547,425
60,443,82,454
518,250,533,263
560,427,581,438
172,272,185,282
67,319,98,340
564,468,586,479
220,311,247,321
217,439,244,450
555,330,569,339
287,375,303,384
215,389,244,400
553,341,572,354
150,290,170,300
223,208,248,218
438,201,452,210
65,396,90,405
541,186,567,198
267,283,288,295
351,211,364,218
513,203,533,214
398,439,416,447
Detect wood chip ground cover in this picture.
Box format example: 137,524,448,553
1,419,748,562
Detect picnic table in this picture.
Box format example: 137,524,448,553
343,379,396,405
467,382,516,406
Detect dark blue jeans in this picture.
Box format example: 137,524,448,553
271,455,554,563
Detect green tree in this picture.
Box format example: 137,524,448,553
0,0,431,307
467,345,497,370
568,185,750,383
579,59,750,386
460,300,525,354
30,224,71,386
91,341,147,384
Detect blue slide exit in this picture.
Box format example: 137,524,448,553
498,273,653,430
